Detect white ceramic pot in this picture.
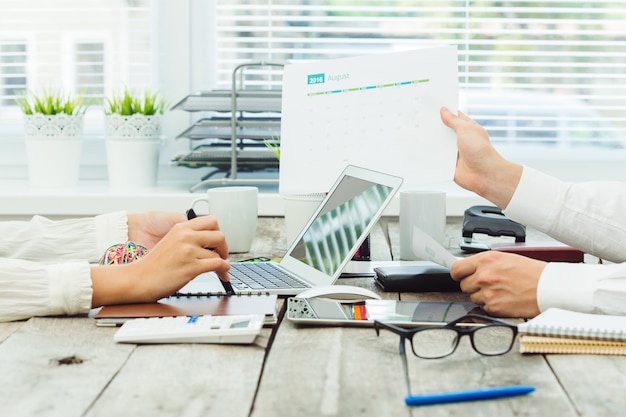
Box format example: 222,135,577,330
104,113,162,138
105,114,163,189
106,137,161,189
24,113,84,188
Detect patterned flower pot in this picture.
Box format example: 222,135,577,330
104,114,163,189
24,113,84,188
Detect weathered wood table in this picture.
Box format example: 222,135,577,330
1,217,623,417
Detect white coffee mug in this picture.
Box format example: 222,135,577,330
282,193,325,245
399,190,446,260
191,186,258,253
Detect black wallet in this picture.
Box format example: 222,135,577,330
373,265,461,292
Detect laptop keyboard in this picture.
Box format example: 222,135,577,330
228,262,310,290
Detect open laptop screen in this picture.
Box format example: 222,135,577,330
288,176,394,277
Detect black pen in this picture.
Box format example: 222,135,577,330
186,208,236,296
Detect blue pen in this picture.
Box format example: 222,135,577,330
405,385,535,406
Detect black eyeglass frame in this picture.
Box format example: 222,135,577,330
374,314,518,400
373,314,518,359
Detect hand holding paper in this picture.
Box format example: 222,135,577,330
410,226,459,268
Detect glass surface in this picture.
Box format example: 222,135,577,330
288,175,393,276
471,325,517,355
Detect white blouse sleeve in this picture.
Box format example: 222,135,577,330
0,259,92,322
0,211,129,322
0,211,129,263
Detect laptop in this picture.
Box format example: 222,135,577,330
178,165,403,296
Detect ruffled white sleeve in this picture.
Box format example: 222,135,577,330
0,211,129,322
0,258,92,322
0,211,128,263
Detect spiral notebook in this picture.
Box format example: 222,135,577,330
94,293,278,327
519,335,626,355
518,308,626,355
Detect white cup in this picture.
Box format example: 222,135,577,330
399,190,446,260
191,186,258,253
282,194,325,245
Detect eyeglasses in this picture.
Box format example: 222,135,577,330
374,314,517,359
374,314,518,402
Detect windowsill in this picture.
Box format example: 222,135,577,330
3,145,626,220
0,179,486,219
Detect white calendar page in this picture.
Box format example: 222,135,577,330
279,45,459,195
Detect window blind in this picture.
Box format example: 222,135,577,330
214,1,626,149
0,0,153,126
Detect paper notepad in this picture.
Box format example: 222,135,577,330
518,308,626,355
94,293,278,327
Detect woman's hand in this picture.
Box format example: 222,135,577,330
127,211,187,249
91,215,230,306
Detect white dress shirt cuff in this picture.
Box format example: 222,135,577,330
503,166,565,233
538,262,602,313
94,211,128,256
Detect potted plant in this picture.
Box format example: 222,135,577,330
264,136,280,160
104,87,167,189
16,89,86,187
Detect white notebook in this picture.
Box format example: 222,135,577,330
518,308,626,341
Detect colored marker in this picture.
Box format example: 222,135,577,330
405,385,535,406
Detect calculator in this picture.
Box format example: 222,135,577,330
113,314,265,344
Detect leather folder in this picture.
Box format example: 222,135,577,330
490,242,585,263
373,264,461,292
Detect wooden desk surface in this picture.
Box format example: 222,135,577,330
1,217,623,417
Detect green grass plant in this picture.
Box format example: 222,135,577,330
104,87,167,116
15,89,86,115
264,136,280,160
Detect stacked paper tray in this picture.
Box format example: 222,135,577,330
176,119,280,141
170,147,279,170
171,90,282,112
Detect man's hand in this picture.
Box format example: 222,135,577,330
440,107,523,209
450,251,546,318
